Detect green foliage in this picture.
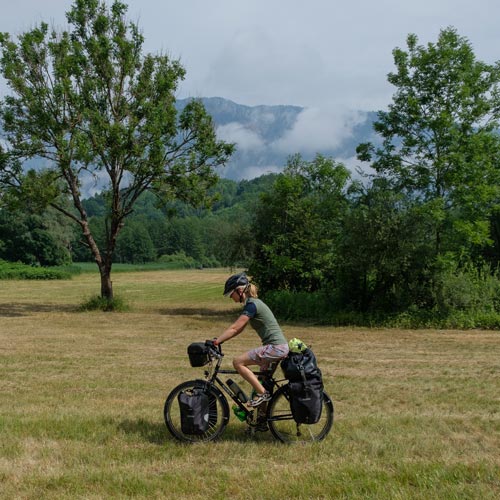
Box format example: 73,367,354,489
433,262,500,314
70,177,277,268
264,285,500,329
78,294,129,312
0,260,72,280
357,27,500,259
114,219,156,264
0,209,71,266
248,29,500,326
0,0,234,299
334,179,436,311
4,18,500,327
157,251,199,269
249,154,350,292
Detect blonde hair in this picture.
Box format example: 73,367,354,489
237,283,258,298
247,283,258,298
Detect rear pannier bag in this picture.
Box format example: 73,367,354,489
287,378,323,424
187,342,210,367
281,346,324,424
178,388,210,435
281,348,322,381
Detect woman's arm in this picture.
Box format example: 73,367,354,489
215,314,250,345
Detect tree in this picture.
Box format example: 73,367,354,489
0,210,71,266
357,27,500,260
0,0,233,300
114,219,156,263
336,179,435,311
250,154,350,292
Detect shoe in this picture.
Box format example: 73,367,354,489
247,391,271,407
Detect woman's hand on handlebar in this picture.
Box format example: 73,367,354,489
205,339,223,356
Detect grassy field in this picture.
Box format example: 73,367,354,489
0,269,499,499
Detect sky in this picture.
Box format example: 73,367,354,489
1,0,499,111
1,0,500,183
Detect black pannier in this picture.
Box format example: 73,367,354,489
281,348,322,381
281,345,324,424
187,342,210,367
178,388,210,435
287,378,323,424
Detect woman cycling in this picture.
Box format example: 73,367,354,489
214,273,289,407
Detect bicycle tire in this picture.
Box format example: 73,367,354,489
267,385,334,443
164,379,230,443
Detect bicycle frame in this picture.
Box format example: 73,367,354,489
201,346,287,420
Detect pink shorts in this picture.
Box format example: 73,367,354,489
248,343,289,371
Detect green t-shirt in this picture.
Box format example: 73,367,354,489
242,297,287,345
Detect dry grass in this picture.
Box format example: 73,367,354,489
0,270,499,499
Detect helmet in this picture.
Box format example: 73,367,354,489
223,272,249,296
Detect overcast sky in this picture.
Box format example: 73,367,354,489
1,0,500,184
1,0,499,112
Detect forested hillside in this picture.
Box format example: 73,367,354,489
73,174,278,268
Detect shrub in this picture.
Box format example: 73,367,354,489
0,260,72,280
78,295,129,312
158,251,198,268
433,263,500,314
263,285,500,329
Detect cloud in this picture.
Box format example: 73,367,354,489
202,27,327,107
79,169,112,198
216,122,265,152
272,107,367,154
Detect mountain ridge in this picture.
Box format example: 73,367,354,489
177,97,377,180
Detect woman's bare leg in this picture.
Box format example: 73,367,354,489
233,353,266,394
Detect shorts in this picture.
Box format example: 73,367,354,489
248,343,289,371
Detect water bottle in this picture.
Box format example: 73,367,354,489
232,405,247,422
226,378,248,403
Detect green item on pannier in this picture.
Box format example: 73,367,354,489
281,346,321,382
288,338,308,353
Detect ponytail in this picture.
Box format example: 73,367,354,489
247,283,258,298
236,281,258,299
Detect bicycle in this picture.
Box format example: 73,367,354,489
164,341,334,443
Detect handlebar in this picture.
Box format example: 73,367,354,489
205,339,223,358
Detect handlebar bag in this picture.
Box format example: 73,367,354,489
178,388,210,435
188,342,210,367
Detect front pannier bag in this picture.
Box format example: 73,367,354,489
187,342,210,367
178,388,210,435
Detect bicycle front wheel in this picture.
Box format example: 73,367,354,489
267,385,334,443
164,379,230,443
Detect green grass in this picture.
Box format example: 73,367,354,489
71,261,205,273
0,269,499,499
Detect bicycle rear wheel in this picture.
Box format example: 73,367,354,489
267,385,334,443
164,379,230,443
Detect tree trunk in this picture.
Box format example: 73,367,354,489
100,270,113,300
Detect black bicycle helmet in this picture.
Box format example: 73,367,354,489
223,272,249,296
